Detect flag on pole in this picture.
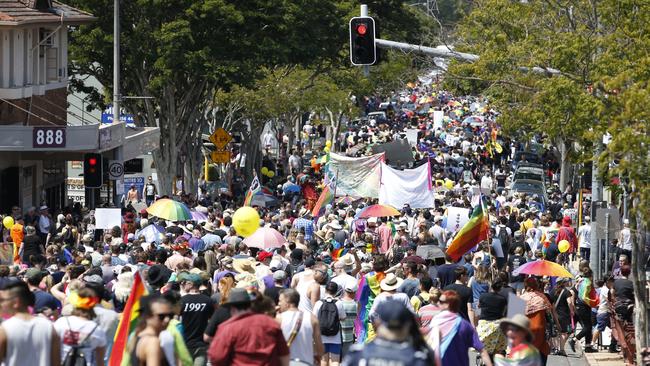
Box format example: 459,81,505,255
243,175,261,206
312,174,337,218
445,197,489,261
108,270,148,366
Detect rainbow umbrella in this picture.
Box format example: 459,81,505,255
512,260,573,278
356,204,400,219
146,198,192,221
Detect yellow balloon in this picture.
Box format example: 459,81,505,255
444,179,454,190
494,142,503,153
325,140,332,147
324,146,330,153
2,216,14,230
267,171,275,178
558,240,570,253
232,207,260,238
261,167,269,175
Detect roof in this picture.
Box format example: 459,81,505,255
0,0,95,26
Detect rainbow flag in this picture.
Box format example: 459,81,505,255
108,270,148,366
446,200,489,261
354,271,385,343
243,175,261,206
331,240,348,260
312,175,336,218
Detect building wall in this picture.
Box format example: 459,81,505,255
0,86,67,125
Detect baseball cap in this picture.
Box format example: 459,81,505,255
177,272,202,286
344,280,358,293
375,299,413,329
24,268,46,282
273,271,287,281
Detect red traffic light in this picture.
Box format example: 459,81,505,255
356,24,367,35
88,158,97,166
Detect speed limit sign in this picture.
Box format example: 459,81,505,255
108,160,124,180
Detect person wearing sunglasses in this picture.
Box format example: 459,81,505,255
127,295,174,366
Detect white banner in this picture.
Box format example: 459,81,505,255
379,162,434,209
328,152,384,198
433,110,444,130
445,207,470,233
95,208,122,229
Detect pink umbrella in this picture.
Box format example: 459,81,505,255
242,227,288,250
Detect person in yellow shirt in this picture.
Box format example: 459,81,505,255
519,211,534,234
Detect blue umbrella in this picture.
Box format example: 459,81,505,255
283,183,301,194
138,224,164,244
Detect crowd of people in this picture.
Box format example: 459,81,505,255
0,80,643,366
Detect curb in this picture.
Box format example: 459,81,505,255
584,351,625,366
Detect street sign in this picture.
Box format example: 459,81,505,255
33,127,66,148
211,150,231,164
101,104,135,126
108,160,124,180
209,128,232,149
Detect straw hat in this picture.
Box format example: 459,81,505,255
232,258,256,274
380,273,403,292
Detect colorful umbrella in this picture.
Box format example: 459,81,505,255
356,204,401,218
146,198,192,221
242,227,288,250
512,260,573,278
190,210,208,223
283,183,301,194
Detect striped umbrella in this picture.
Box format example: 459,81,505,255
356,204,400,218
146,198,192,222
512,260,573,278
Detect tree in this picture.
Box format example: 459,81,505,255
446,0,649,360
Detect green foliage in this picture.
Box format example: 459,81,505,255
446,0,650,222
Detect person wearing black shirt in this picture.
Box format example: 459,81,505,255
551,278,574,356
179,273,215,365
436,254,460,289
507,247,527,293
21,226,43,266
443,266,474,324
612,264,634,322
477,281,508,357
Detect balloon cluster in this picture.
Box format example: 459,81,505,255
260,167,275,178
324,140,332,153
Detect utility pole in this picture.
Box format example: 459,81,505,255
590,140,603,277
112,0,123,207
360,4,370,77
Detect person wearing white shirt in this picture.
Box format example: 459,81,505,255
618,219,632,258
577,216,592,261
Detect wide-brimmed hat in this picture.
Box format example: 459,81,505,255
203,222,217,233
380,273,403,292
329,222,342,230
147,264,172,288
232,258,256,274
340,254,355,267
499,314,533,342
222,288,252,306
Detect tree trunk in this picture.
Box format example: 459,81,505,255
557,137,570,191
632,192,649,365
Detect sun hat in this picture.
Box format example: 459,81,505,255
329,222,342,230
232,258,256,274
146,264,172,288
379,273,403,292
499,314,534,342
340,254,355,267
273,271,287,281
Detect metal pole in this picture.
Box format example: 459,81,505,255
604,212,610,275
590,143,603,276
113,0,120,124
360,4,367,16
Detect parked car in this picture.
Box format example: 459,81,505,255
511,151,543,171
509,179,548,205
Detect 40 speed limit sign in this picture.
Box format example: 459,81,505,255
108,160,124,180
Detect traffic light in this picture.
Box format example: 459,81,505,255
83,153,103,188
349,16,376,66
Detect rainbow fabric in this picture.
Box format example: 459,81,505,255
354,271,385,343
446,201,489,261
108,270,148,366
332,247,348,260
494,342,542,366
243,175,261,206
311,175,336,219
577,277,600,308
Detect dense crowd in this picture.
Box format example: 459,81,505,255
0,80,642,366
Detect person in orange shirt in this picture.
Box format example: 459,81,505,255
10,217,24,264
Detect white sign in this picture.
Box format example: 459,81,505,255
95,208,122,229
446,207,470,233
405,129,419,147
433,110,444,129
108,160,124,180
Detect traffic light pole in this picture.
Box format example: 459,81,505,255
361,5,370,76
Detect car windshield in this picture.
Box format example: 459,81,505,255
514,172,544,181
512,181,544,193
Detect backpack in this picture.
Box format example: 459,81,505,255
416,294,429,307
62,318,98,366
318,298,340,336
